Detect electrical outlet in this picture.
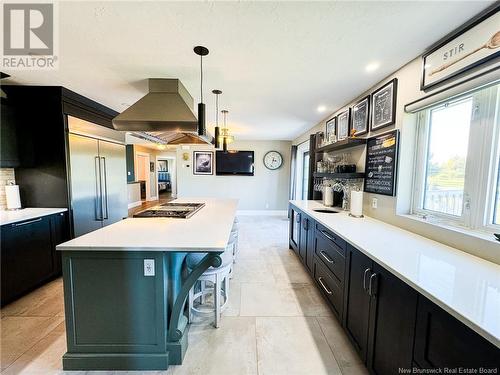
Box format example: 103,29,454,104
371,198,378,209
144,259,155,276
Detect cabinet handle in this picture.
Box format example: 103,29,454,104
100,157,109,220
320,250,334,264
318,277,332,295
296,213,301,223
12,217,42,227
320,229,335,242
368,273,378,297
303,218,309,230
363,268,371,292
94,156,102,221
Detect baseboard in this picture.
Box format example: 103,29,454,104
128,201,142,209
236,210,287,216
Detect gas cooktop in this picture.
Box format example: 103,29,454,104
133,202,205,219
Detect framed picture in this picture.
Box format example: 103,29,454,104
351,96,370,136
421,5,500,91
337,108,350,141
193,151,213,175
371,78,397,131
325,117,337,143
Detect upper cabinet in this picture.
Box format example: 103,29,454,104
0,98,20,167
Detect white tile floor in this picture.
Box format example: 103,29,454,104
0,215,367,375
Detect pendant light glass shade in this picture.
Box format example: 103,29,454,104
212,89,222,148
221,109,232,152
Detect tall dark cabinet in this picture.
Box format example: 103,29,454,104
3,85,119,236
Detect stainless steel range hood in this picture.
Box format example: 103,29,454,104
113,78,199,132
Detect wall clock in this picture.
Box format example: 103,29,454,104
263,151,283,170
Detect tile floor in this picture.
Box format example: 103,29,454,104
0,215,367,375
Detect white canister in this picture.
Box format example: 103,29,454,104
323,186,334,207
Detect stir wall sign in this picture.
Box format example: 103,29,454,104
421,5,500,90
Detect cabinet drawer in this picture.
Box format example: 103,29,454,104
314,258,343,318
315,232,345,283
315,223,346,255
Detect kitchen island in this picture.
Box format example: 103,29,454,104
57,198,238,371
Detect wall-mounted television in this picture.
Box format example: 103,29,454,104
216,150,254,176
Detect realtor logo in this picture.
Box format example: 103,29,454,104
2,2,58,69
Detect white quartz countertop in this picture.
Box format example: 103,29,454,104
290,200,500,348
57,198,238,252
0,208,67,226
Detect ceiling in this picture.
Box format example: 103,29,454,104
3,1,493,140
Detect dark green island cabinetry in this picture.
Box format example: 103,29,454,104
57,199,238,371
288,203,500,374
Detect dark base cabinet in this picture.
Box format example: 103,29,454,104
414,296,500,370
288,204,499,374
344,244,373,362
288,207,301,253
1,212,68,306
289,206,315,273
366,263,418,374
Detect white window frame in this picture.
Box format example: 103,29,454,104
411,83,500,233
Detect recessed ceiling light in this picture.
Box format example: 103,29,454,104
317,105,327,113
365,62,380,73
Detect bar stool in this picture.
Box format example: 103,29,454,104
231,220,239,263
187,243,233,328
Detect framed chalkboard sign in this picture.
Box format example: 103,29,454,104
371,78,397,131
364,130,399,196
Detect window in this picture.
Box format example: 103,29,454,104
412,83,500,232
294,140,310,200
302,151,310,199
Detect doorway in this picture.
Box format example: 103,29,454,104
294,140,310,200
156,155,177,203
135,152,150,201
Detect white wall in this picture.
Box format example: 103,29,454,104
176,140,291,211
293,57,500,264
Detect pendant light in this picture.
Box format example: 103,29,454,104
212,89,222,148
194,46,209,136
221,110,229,152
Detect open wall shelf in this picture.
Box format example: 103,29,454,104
315,138,367,153
313,172,365,179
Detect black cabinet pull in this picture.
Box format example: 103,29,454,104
303,218,309,230
320,229,335,242
363,268,371,292
318,277,333,295
12,217,42,227
320,250,334,264
368,273,378,296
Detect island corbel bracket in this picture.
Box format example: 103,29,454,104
168,252,222,342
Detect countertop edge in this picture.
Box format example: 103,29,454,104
56,245,227,252
0,208,68,226
289,201,500,348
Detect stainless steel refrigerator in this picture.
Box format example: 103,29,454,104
68,133,128,237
